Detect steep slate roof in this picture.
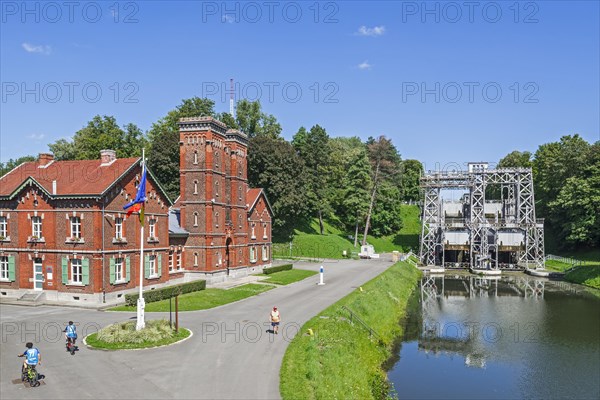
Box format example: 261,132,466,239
247,188,274,216
168,208,189,236
0,158,171,205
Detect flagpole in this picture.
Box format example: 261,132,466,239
136,148,146,331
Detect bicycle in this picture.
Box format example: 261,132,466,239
66,337,78,355
21,363,40,387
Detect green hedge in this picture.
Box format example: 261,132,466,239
125,280,206,306
264,264,293,275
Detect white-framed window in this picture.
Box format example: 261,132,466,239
215,180,220,197
238,185,242,201
194,252,198,266
149,255,157,276
263,223,267,239
216,251,222,266
169,250,174,271
32,216,42,238
194,151,198,165
0,256,8,280
194,212,199,227
251,223,256,239
215,212,219,228
115,257,123,282
215,151,220,169
115,218,123,239
0,216,7,238
194,180,198,195
177,250,182,270
262,245,269,261
238,161,242,177
70,216,81,239
250,246,257,263
149,218,156,239
71,259,82,284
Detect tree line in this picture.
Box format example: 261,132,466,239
3,97,595,252
497,135,599,251
1,97,422,242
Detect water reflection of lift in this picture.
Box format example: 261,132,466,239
469,276,499,298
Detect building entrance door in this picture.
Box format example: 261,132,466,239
33,259,43,291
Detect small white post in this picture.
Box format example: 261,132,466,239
317,265,325,285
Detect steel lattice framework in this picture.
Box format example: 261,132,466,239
419,164,545,270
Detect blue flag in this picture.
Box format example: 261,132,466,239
123,162,147,225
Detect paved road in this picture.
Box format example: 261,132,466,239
0,258,393,399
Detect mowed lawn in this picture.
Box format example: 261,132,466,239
260,269,318,285
110,284,274,312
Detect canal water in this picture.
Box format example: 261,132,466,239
387,274,600,399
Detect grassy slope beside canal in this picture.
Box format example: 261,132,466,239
280,261,421,400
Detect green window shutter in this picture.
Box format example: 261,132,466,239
61,257,68,284
144,255,150,278
109,258,116,285
8,256,16,282
157,254,162,277
125,257,131,283
82,258,90,285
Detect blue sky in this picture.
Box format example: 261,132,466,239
1,1,599,170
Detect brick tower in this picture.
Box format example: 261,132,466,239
178,117,249,274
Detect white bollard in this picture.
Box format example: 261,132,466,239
317,265,325,285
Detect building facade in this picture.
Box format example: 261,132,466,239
0,117,272,304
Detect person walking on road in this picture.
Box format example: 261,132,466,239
270,306,280,335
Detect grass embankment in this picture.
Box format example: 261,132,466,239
261,269,318,285
565,265,600,289
545,249,600,289
280,261,421,400
86,319,190,350
273,205,421,259
110,284,274,312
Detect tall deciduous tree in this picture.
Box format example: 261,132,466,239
48,115,147,161
362,136,402,245
292,125,331,234
399,159,424,203
341,149,372,247
235,100,282,139
248,135,311,237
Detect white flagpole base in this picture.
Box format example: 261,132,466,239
136,297,146,331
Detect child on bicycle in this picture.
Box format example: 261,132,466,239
64,321,77,347
18,342,41,372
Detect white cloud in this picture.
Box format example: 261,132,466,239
356,25,385,37
22,43,52,55
358,61,372,70
222,15,235,23
28,134,46,141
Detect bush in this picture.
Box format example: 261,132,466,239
125,279,206,306
263,264,293,274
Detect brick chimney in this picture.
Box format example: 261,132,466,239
38,153,54,166
100,149,117,165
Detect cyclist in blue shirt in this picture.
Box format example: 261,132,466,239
64,321,77,347
18,342,41,372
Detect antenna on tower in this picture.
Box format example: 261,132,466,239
229,78,234,116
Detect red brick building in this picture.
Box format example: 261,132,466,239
0,117,272,304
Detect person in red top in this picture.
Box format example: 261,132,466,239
270,306,281,334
